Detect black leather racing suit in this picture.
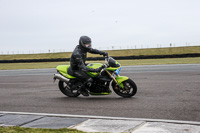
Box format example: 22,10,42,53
68,45,106,83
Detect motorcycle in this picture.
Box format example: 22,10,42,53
53,56,137,98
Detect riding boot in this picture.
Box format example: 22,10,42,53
80,86,89,96
81,78,93,96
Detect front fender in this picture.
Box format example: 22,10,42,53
115,76,129,88
115,76,129,84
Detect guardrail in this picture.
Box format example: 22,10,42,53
0,53,200,63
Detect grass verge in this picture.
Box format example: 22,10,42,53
0,126,85,133
0,57,199,70
0,46,199,60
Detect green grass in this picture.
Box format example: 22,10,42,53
0,46,199,70
0,62,70,70
0,46,199,60
118,57,200,65
0,52,72,60
0,57,199,70
0,126,85,133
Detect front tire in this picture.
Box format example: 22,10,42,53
112,79,137,98
58,80,80,97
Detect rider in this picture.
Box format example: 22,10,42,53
68,36,108,96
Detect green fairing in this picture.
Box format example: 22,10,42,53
106,67,121,71
115,76,129,88
86,63,102,77
119,83,124,88
56,65,76,79
90,92,112,95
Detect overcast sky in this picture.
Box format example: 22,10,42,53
0,0,200,54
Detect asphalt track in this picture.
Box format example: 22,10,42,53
0,64,199,122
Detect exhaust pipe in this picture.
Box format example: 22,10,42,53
54,73,70,83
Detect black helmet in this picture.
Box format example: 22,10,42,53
79,36,92,51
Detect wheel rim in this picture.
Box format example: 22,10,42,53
63,82,72,93
120,82,133,94
60,81,80,96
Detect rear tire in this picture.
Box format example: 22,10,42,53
58,80,80,97
112,79,137,98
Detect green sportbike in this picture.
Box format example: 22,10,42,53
53,56,137,98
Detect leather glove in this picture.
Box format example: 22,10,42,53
94,66,103,72
103,52,108,57
102,64,107,69
100,51,108,57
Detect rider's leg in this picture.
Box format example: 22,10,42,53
73,70,93,96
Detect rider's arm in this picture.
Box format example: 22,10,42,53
75,54,101,72
89,48,108,56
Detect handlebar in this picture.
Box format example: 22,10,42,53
103,56,109,68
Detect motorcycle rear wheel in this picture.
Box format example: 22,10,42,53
112,79,137,98
58,80,80,97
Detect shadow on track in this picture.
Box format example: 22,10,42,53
53,95,137,102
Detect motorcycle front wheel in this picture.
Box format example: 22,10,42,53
112,79,137,98
58,80,80,97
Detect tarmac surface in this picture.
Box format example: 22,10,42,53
0,64,199,122
0,64,200,132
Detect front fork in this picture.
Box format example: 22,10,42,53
105,70,120,86
105,70,129,90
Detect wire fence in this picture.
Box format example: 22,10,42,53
0,43,198,55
